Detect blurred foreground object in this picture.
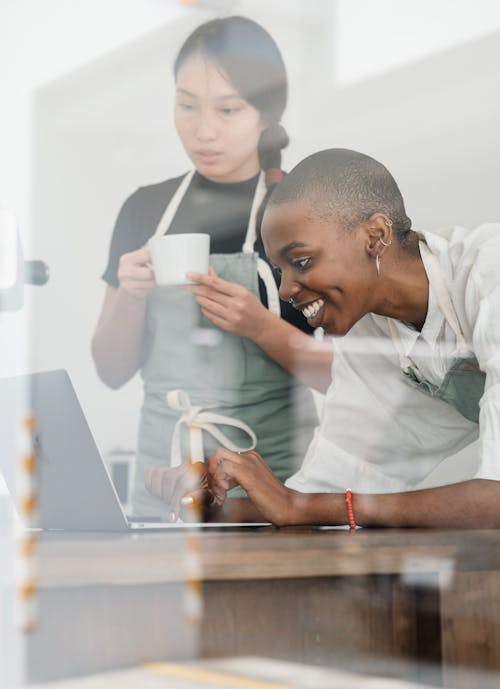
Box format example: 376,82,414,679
0,209,49,312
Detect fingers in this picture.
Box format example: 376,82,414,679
119,247,152,273
207,449,286,526
124,265,155,282
145,466,176,502
144,462,200,500
207,449,246,496
176,488,218,523
197,296,235,324
206,473,230,506
189,288,245,334
171,488,203,523
118,248,156,297
145,463,212,523
186,269,237,298
169,465,205,519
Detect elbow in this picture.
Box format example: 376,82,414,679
309,371,332,395
316,375,332,394
91,339,128,390
100,371,126,390
94,357,129,390
92,360,126,390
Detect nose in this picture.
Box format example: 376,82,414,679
278,272,301,305
195,108,217,142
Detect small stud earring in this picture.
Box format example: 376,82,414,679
288,297,294,305
375,255,380,276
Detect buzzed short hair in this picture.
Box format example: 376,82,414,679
269,148,412,241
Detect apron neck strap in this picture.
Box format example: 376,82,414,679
152,169,280,314
154,170,195,238
386,318,416,373
419,240,468,352
154,169,266,254
388,238,468,372
242,171,267,253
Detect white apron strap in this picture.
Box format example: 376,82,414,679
154,170,195,238
386,318,421,377
167,389,257,467
257,258,281,316
242,171,267,253
241,171,282,316
419,241,468,354
387,239,469,375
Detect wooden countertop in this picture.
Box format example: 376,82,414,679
29,526,500,588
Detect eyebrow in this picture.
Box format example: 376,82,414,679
279,241,309,259
176,88,196,98
175,88,244,102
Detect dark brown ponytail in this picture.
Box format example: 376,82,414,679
258,121,289,175
254,121,288,235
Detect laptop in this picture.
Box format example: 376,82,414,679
0,369,270,531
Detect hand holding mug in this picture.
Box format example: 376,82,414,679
117,246,156,299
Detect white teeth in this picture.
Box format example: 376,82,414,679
302,299,324,320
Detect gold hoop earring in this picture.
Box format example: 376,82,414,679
380,237,392,247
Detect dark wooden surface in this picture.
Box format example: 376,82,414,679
20,527,500,687
37,526,500,584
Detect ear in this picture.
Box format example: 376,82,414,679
363,213,393,259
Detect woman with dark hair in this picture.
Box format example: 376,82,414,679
92,17,331,517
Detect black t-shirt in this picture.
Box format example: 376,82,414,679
102,171,312,333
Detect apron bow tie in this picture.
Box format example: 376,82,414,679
166,389,257,467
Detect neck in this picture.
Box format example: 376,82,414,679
373,249,429,330
199,168,260,185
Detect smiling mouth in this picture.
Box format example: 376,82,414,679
301,298,325,320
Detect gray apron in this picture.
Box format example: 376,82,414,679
388,241,485,424
132,171,318,516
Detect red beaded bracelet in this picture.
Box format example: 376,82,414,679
345,488,357,531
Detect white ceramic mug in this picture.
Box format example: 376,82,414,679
148,233,210,286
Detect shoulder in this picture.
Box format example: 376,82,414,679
136,173,188,198
424,224,500,337
423,224,500,270
109,173,188,249
113,173,189,237
122,173,188,214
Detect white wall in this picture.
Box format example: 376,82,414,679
3,0,500,479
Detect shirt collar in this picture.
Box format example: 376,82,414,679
390,236,445,354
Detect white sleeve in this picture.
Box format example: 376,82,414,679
467,253,500,480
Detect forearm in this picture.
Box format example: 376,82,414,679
288,479,500,529
91,288,147,388
252,309,332,393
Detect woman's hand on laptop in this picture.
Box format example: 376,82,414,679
207,448,297,527
144,462,218,523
